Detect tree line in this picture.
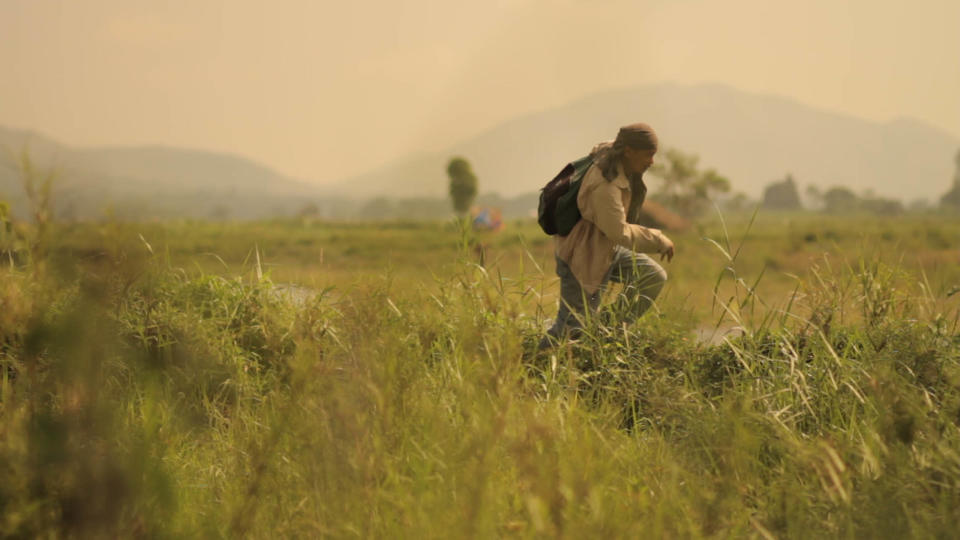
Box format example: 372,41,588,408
443,146,960,222
761,148,960,215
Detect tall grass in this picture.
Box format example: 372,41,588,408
1,208,959,537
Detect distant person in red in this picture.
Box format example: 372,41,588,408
540,123,675,349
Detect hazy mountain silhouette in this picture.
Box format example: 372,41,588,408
0,126,321,220
3,83,958,220
335,83,960,202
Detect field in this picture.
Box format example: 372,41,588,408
3,212,960,537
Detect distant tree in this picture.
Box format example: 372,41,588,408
447,157,478,215
762,174,802,210
940,149,960,210
822,186,859,213
298,202,321,218
648,148,730,218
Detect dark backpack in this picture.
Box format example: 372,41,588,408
537,155,595,236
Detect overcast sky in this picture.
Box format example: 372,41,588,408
2,0,959,183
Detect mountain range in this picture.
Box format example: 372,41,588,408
2,83,958,220
335,83,960,203
0,126,319,220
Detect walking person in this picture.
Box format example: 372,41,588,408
540,123,675,348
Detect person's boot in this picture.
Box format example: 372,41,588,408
536,334,558,351
536,326,582,351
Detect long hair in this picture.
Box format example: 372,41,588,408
590,140,625,182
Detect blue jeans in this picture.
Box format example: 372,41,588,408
546,246,667,340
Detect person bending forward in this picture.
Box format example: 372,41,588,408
542,122,675,347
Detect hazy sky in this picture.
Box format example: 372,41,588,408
3,0,959,183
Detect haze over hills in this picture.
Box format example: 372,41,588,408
2,83,958,221
335,83,960,203
0,126,322,220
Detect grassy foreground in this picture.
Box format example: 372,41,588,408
2,215,960,537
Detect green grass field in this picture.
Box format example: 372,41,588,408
2,213,960,537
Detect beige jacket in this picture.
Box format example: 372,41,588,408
555,160,670,294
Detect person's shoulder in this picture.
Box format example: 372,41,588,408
581,161,604,186
609,163,629,189
582,163,628,191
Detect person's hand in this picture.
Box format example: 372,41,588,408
659,236,675,262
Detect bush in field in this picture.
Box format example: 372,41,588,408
1,149,57,266
0,251,337,537
762,174,802,210
447,156,478,215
